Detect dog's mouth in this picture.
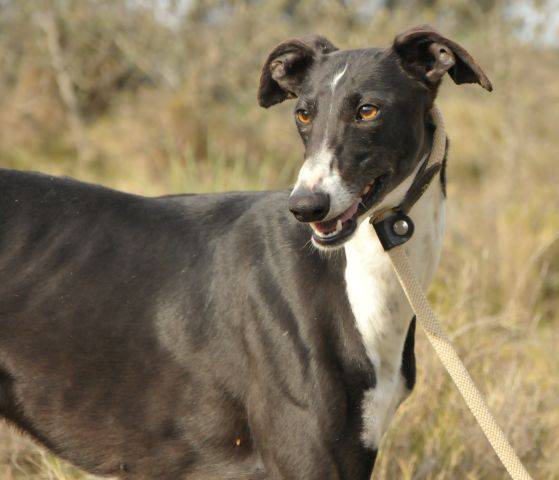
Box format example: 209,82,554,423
310,174,388,247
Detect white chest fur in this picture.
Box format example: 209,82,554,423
344,170,445,449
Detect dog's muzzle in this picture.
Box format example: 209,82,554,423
289,174,389,248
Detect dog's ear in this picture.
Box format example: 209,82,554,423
258,35,338,108
392,26,492,92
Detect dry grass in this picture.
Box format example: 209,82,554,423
0,2,558,479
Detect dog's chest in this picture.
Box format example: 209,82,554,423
343,179,445,448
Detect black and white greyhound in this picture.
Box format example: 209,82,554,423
0,27,491,480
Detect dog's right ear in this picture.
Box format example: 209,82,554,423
392,26,493,93
258,35,338,108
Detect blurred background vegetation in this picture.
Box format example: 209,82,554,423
0,0,558,478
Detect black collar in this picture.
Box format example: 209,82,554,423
370,108,447,251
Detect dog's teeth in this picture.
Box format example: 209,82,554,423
362,184,372,195
335,220,343,233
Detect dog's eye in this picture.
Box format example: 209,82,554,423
295,109,311,125
356,104,379,122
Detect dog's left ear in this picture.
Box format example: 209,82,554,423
393,26,493,92
258,35,338,108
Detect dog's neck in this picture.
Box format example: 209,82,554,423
343,159,445,448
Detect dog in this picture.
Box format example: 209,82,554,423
0,26,491,479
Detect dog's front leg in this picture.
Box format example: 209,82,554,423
360,316,416,451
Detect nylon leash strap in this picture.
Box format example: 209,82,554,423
369,107,533,480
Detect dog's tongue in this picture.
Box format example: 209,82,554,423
313,200,359,234
339,200,359,223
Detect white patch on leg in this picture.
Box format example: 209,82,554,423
361,379,410,448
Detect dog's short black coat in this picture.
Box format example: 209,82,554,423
0,26,490,480
0,169,378,479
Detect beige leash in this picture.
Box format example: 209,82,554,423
386,247,533,480
370,107,533,480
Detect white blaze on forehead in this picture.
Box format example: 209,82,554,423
330,63,348,92
323,63,348,140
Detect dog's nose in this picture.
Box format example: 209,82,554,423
289,190,330,222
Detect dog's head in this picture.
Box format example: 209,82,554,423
258,26,492,249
